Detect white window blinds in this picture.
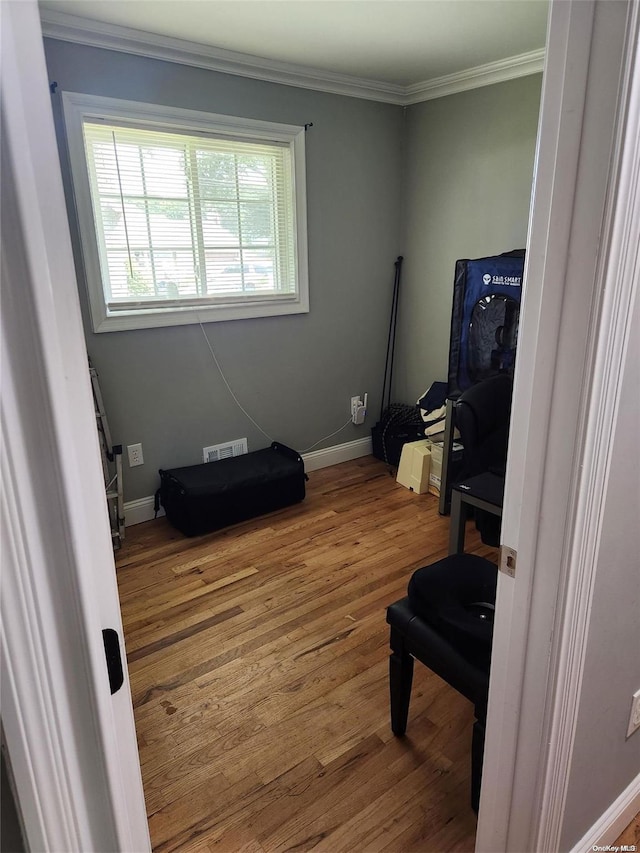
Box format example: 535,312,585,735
82,121,298,310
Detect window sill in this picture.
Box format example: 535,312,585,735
91,295,310,332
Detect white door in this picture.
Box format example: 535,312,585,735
1,2,150,850
477,1,639,850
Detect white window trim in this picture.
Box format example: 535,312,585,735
62,92,309,332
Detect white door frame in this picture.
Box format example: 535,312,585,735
478,1,640,850
2,1,638,850
1,2,150,850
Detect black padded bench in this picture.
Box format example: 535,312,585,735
386,552,497,812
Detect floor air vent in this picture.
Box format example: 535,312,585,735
203,438,248,463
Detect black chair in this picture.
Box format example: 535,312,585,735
454,373,513,546
387,553,497,812
455,373,512,481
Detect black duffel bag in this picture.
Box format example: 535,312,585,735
155,441,306,537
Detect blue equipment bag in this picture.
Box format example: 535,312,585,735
448,250,525,397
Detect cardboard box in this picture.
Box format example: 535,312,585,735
427,441,443,496
396,439,431,494
426,439,464,497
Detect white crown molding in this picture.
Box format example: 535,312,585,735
403,48,546,105
39,9,544,106
39,9,404,104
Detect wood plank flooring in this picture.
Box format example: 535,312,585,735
116,456,497,852
615,813,639,848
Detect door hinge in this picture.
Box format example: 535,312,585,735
499,545,517,578
102,628,124,694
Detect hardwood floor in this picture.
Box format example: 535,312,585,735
116,456,497,852
615,813,640,848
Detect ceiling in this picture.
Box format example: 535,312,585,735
39,0,548,92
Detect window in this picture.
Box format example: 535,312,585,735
62,93,308,331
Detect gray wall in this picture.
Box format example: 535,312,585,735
44,39,404,501
44,40,542,504
395,76,542,404
560,288,640,848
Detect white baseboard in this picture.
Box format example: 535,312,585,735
123,495,165,527
569,772,640,852
301,436,372,473
123,437,373,526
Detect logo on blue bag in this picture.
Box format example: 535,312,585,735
482,272,521,287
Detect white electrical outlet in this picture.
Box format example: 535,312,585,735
127,443,144,467
350,394,368,425
626,688,640,738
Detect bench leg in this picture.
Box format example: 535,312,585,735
471,716,486,813
389,630,414,736
448,488,468,555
